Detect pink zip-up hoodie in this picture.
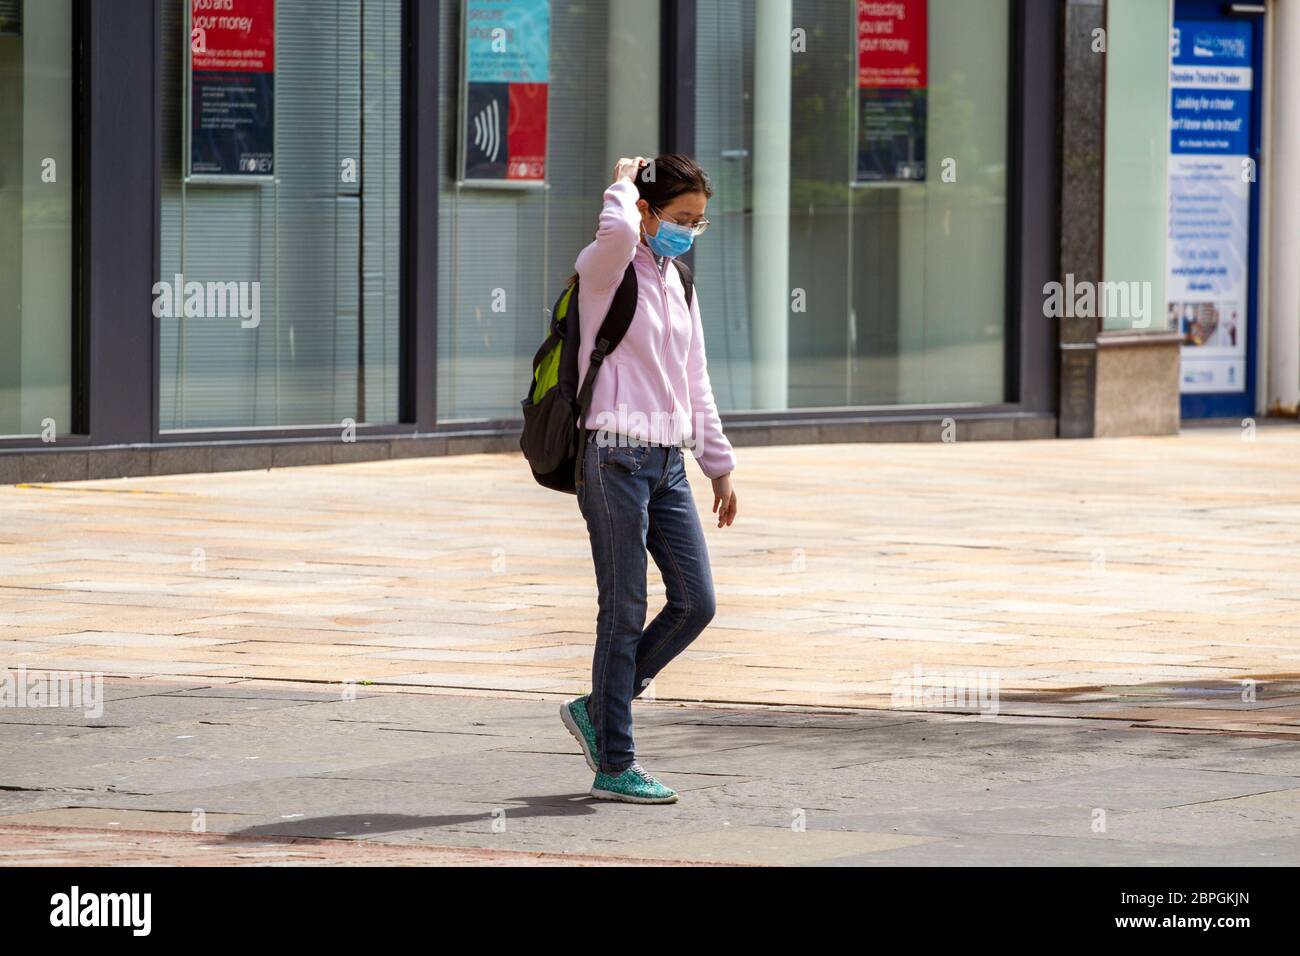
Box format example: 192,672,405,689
574,179,737,480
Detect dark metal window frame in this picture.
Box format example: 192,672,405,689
1011,0,1060,416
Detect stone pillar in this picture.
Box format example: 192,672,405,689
1056,0,1107,438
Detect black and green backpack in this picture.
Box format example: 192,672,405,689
520,258,693,494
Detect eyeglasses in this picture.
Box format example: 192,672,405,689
653,207,710,237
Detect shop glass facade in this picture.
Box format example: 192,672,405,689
0,0,1069,477
0,0,74,438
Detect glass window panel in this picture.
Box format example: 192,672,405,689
158,0,403,431
0,0,74,438
695,0,1010,410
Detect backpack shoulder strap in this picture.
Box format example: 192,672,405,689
570,260,652,490
588,262,639,366
671,258,695,309
575,262,638,408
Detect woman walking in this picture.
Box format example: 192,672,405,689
560,154,739,804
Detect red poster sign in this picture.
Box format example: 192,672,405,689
191,0,275,73
506,83,548,180
856,0,928,182
189,0,276,178
857,0,928,90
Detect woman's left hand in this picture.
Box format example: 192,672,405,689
711,473,737,528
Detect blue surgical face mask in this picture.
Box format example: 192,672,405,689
646,209,695,259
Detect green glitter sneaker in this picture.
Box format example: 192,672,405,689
590,762,678,804
560,696,598,772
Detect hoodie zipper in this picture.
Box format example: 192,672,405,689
655,253,671,368
642,246,680,432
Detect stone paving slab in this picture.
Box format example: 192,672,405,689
0,678,1296,865
1,428,1299,729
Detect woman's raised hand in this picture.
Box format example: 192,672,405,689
613,156,647,185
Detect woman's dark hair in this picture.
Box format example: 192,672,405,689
635,153,713,210
565,154,713,289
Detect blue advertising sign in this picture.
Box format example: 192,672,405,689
1166,20,1253,395
460,0,550,185
466,0,549,83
